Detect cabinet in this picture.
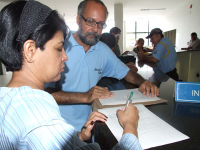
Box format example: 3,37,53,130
176,50,200,82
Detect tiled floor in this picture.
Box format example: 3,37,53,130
0,73,12,87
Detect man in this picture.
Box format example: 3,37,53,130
45,0,159,132
138,28,179,81
181,32,200,50
110,27,121,57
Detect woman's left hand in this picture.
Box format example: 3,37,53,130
78,111,108,142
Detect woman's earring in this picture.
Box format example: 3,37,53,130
30,59,34,63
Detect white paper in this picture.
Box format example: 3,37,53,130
128,51,137,56
99,89,160,106
98,104,189,149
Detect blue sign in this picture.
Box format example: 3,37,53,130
175,81,200,103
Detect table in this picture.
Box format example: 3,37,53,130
94,60,200,150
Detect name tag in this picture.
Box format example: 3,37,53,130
175,82,200,103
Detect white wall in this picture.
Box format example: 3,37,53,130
163,0,200,50
0,2,9,10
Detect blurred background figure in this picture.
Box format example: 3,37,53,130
133,38,154,54
181,32,200,50
110,27,121,57
123,38,153,56
138,28,179,81
100,33,138,72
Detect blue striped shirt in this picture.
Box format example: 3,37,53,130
0,86,142,150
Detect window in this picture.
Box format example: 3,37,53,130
125,20,150,51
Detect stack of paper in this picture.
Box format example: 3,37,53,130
98,104,189,149
99,89,162,106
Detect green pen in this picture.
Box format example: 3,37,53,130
126,92,133,109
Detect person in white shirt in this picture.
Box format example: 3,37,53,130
181,32,200,50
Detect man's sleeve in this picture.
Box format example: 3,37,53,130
152,43,168,61
191,39,200,49
102,49,130,80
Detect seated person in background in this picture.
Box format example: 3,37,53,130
110,27,121,57
0,1,142,149
133,38,154,54
123,38,153,55
181,32,200,50
100,33,138,72
138,28,179,81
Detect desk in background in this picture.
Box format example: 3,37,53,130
94,59,200,150
176,49,200,82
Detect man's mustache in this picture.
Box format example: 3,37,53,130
85,32,99,39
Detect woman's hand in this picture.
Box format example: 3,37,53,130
117,104,139,138
78,111,108,142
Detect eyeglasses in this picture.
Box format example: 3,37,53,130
81,15,107,29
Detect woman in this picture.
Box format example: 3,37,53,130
133,38,153,54
0,1,141,149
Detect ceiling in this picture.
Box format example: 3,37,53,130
0,0,190,22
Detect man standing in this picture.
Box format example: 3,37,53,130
181,32,200,50
110,27,121,57
138,28,179,81
45,0,159,131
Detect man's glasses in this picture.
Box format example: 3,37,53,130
81,15,107,29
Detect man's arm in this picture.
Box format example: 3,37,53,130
138,52,159,63
124,70,159,97
45,86,114,104
181,47,192,50
146,48,154,52
124,70,145,86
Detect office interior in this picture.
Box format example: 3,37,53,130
0,0,200,85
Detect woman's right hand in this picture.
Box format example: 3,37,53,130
116,104,139,138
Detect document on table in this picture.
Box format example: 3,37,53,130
98,104,189,149
99,88,160,106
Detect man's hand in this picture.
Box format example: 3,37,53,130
139,80,159,97
181,48,188,50
84,86,114,103
117,104,139,138
78,112,107,142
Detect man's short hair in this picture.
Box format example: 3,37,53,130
191,32,197,36
110,27,121,34
99,33,116,48
78,0,108,16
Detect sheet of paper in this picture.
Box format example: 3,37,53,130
99,89,160,106
98,104,189,149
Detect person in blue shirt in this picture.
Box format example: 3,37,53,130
138,28,179,81
0,0,142,149
45,0,159,132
